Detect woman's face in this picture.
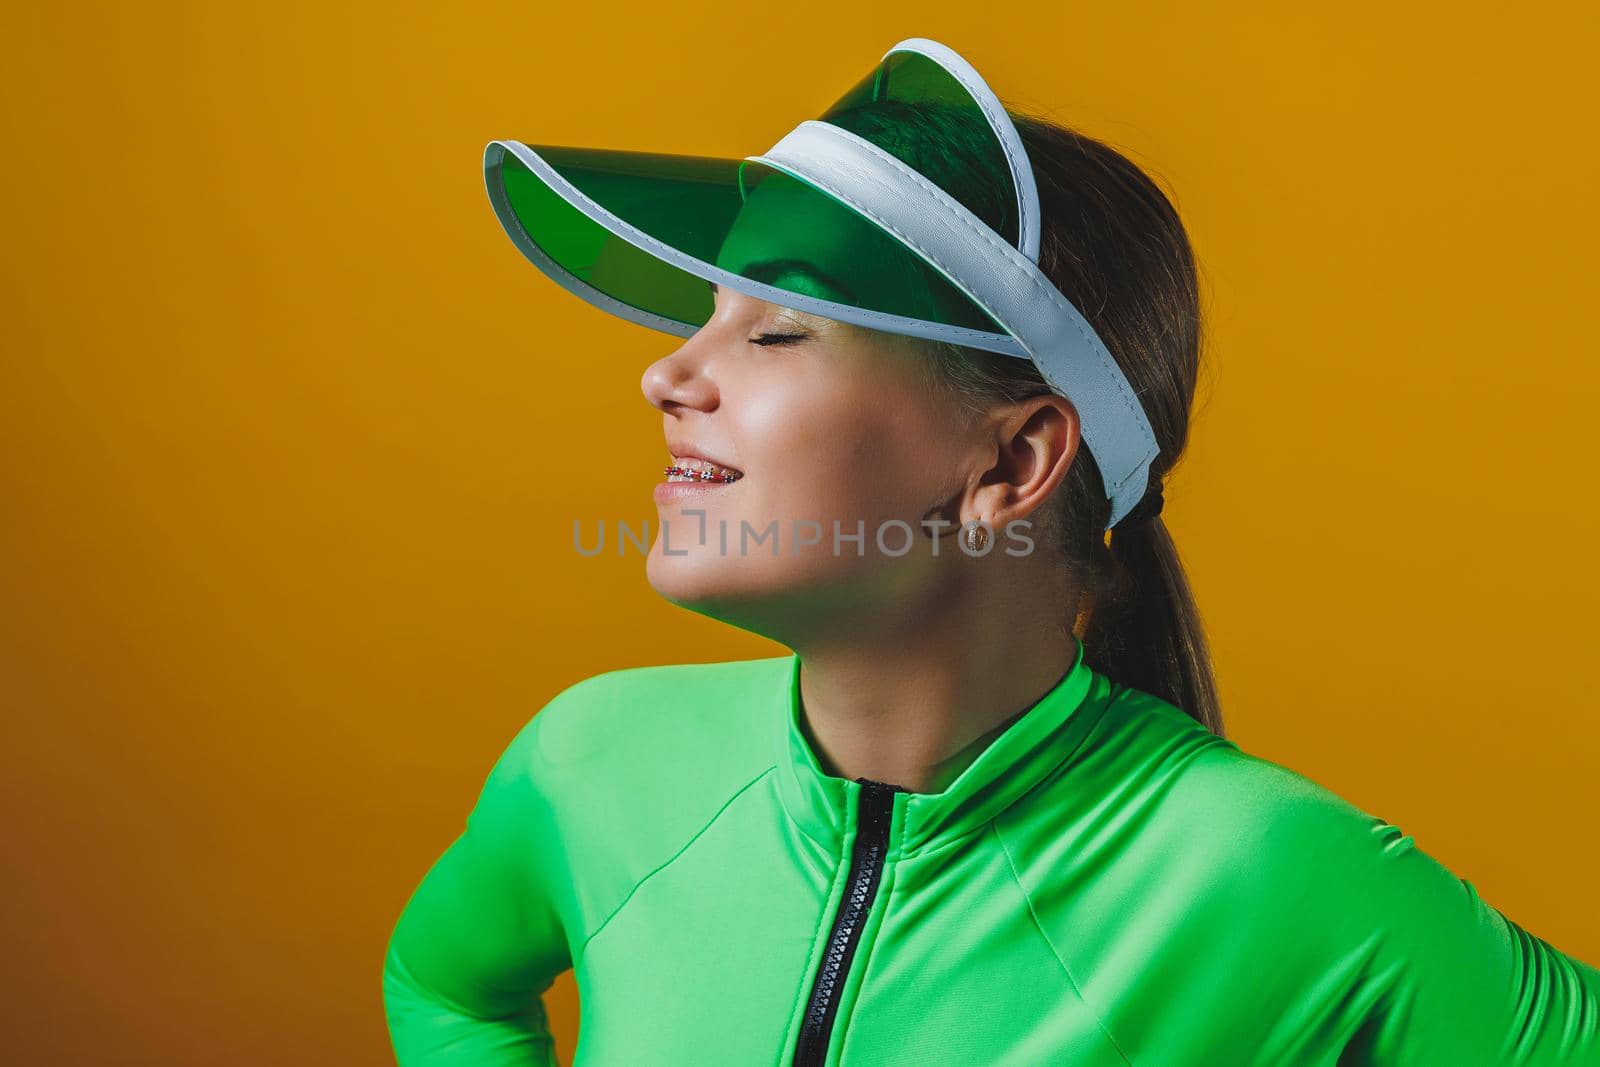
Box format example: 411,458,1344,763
640,283,992,637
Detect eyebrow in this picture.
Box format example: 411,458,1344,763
709,260,858,304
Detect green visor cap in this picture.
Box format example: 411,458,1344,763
482,37,1161,527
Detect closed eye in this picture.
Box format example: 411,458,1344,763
751,331,810,347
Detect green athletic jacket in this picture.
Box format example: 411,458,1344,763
382,639,1600,1065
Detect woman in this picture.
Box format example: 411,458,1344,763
383,38,1600,1065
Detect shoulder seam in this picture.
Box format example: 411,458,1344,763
992,819,1135,1066
572,763,779,967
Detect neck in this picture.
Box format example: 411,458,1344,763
789,585,1083,795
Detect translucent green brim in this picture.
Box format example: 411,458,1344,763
483,47,1035,355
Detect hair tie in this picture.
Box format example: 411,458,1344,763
1118,482,1164,527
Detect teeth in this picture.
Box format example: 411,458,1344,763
664,466,742,483
666,455,743,482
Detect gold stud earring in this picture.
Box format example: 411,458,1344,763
964,522,990,552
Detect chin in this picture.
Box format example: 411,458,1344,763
646,546,739,604
644,549,793,631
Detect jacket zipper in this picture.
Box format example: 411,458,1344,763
792,777,903,1067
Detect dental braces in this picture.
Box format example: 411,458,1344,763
663,465,743,483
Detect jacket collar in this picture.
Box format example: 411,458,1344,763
774,637,1100,858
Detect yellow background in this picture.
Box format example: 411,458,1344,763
4,4,1596,1063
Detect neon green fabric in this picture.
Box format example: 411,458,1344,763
383,639,1600,1065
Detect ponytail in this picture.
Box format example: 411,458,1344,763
1084,501,1224,735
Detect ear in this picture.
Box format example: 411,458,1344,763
969,394,1081,530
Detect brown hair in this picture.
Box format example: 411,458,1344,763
829,101,1225,735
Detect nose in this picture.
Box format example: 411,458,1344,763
641,333,719,415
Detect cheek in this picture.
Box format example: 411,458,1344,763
737,378,950,529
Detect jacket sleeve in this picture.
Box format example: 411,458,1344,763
383,713,573,1066
1330,812,1600,1066
1196,746,1600,1066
